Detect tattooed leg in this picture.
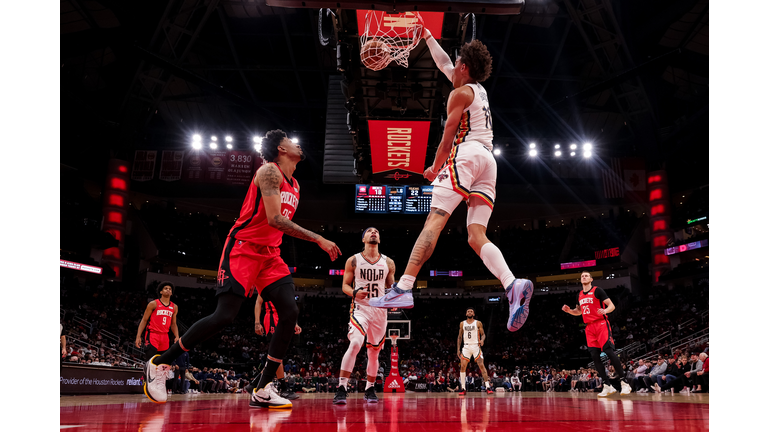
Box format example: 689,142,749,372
403,208,450,276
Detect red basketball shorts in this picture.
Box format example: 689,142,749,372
585,320,615,350
217,237,291,298
147,331,170,351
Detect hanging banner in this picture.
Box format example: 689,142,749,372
357,11,444,39
225,151,260,186
159,150,184,181
183,149,261,186
131,151,156,182
368,120,430,175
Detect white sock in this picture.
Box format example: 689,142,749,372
480,243,515,288
460,372,466,390
366,381,374,390
485,381,491,389
339,377,348,389
397,275,416,291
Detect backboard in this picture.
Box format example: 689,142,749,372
266,0,525,15
386,319,411,341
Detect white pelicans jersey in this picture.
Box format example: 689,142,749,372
462,320,480,346
354,252,389,307
453,83,494,150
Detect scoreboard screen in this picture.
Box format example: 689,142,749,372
355,184,433,214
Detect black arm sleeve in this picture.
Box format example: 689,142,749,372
594,287,609,303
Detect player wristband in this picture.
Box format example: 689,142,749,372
353,288,362,298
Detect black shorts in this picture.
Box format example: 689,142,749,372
145,342,166,361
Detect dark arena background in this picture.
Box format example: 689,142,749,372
59,0,711,430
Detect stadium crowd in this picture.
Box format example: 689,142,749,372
61,271,709,394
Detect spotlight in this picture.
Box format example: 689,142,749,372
529,149,537,157
226,143,233,150
529,143,536,149
493,149,501,156
211,136,218,141
192,142,202,150
570,143,577,150
584,151,592,158
225,136,233,142
291,138,299,144
570,151,576,157
209,142,217,149
554,144,560,149
192,134,202,142
254,144,262,152
555,150,562,157
253,136,263,144
584,143,592,151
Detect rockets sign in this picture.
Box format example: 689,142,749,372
368,120,430,175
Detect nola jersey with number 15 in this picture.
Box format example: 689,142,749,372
354,253,389,307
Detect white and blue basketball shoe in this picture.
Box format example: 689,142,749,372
369,283,414,309
506,278,534,332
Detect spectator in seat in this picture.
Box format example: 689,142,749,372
640,357,667,393
631,360,648,392
654,357,679,392
692,352,708,393
466,373,475,391
185,367,199,393
656,356,690,393
510,374,522,392
447,375,461,392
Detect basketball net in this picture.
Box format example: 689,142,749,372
389,333,399,347
360,11,424,71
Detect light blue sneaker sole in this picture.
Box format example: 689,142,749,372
369,292,414,309
506,279,533,332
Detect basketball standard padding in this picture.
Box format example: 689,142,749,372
361,39,391,71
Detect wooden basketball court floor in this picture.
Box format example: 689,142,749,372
60,391,709,431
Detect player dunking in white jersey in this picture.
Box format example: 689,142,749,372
371,28,534,334
334,227,395,404
457,308,493,395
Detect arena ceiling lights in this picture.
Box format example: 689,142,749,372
524,141,594,159
187,133,296,152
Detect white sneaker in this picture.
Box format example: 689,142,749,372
250,383,292,409
638,388,647,393
620,381,632,395
653,383,662,393
598,385,617,397
143,355,171,404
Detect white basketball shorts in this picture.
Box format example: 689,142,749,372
431,141,497,227
348,302,388,350
460,344,483,361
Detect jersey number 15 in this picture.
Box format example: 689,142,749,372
363,283,379,298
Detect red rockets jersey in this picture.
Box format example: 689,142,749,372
148,299,175,333
578,286,609,324
228,162,300,247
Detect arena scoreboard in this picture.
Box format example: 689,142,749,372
355,184,433,214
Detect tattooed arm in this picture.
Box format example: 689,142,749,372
257,163,341,260
342,256,366,300
385,257,396,288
